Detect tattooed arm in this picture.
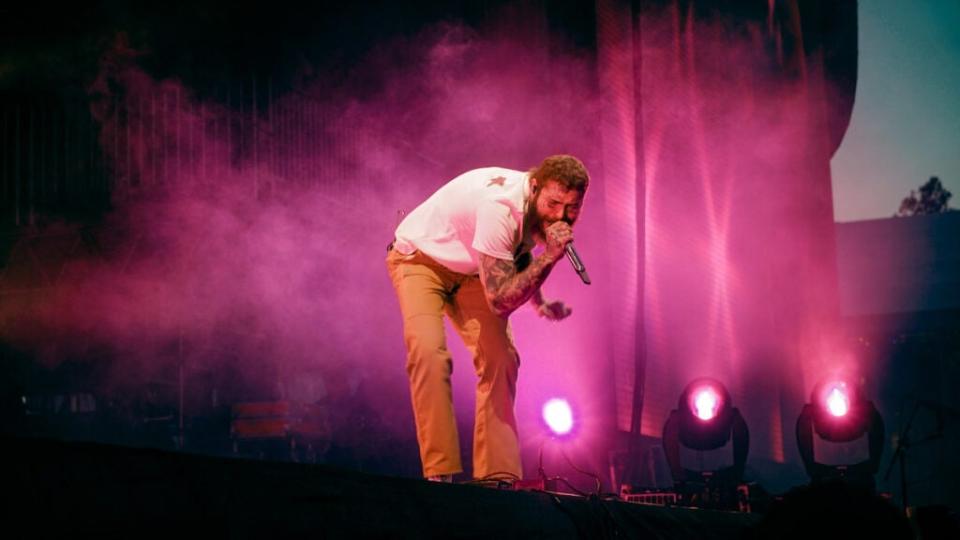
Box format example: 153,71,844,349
531,289,546,308
479,252,559,318
478,221,573,318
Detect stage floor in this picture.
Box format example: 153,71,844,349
9,436,759,538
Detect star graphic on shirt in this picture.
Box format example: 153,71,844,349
487,176,506,187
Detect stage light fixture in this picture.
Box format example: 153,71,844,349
661,378,749,510
542,398,574,437
514,397,603,495
692,385,722,421
825,384,850,417
796,376,885,489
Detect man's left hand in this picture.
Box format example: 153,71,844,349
536,299,572,321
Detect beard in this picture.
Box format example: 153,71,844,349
524,195,547,244
528,212,557,245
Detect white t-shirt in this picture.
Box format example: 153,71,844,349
393,167,532,275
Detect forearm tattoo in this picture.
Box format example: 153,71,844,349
479,253,556,317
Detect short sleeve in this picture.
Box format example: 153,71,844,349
472,199,517,261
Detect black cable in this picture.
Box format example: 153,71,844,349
538,441,547,482
533,439,628,538
541,489,626,539
560,447,603,495
554,476,592,498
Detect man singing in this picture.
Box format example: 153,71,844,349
385,155,589,482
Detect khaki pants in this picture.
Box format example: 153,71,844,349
386,247,522,479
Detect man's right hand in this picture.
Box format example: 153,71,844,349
544,221,574,262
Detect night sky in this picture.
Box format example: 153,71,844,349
831,0,960,222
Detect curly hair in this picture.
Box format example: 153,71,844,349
529,155,589,193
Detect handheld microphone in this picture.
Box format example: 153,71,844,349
565,243,591,285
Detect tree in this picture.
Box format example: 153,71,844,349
896,176,954,217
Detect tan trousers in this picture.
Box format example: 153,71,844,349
386,247,522,479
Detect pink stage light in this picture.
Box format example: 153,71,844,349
542,398,574,436
825,384,850,417
692,387,722,421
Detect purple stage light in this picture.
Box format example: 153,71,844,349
542,398,574,436
684,380,725,422
825,384,851,418
692,387,721,421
